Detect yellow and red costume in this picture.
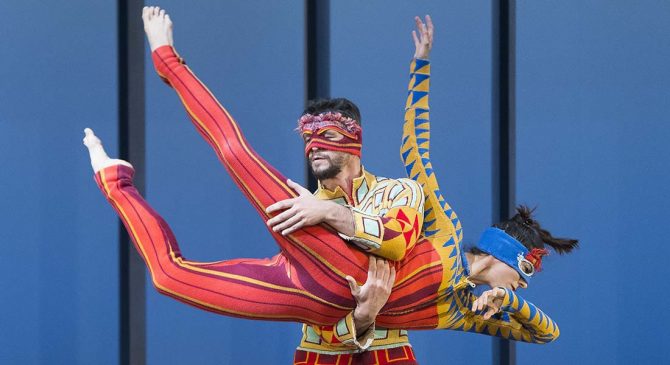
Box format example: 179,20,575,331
294,169,421,365
94,46,559,353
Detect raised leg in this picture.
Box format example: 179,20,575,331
143,7,369,295
140,8,450,329
85,129,353,324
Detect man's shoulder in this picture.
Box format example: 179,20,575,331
361,168,422,196
364,169,406,184
373,175,422,190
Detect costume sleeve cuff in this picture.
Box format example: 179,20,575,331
338,207,383,251
335,312,375,351
499,288,518,313
407,60,430,111
410,58,431,74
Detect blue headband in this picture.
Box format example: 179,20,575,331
476,227,533,282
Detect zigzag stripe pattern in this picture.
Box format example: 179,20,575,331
400,58,467,329
401,60,463,244
397,59,559,343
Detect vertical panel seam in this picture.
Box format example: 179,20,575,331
492,0,516,364
304,0,330,191
118,0,146,364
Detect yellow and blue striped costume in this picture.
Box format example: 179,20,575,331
395,58,559,342
294,59,559,364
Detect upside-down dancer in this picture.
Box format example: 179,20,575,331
83,6,578,351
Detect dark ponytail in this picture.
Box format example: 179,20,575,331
494,205,579,254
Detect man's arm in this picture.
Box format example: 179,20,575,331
266,179,355,236
266,178,424,261
302,256,396,351
348,256,396,333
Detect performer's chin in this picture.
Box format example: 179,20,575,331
310,160,341,180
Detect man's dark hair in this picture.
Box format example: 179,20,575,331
470,205,579,255
303,98,362,125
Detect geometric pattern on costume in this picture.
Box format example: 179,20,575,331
402,59,463,245
293,345,417,365
325,172,424,261
96,45,558,344
396,58,560,342
298,170,422,355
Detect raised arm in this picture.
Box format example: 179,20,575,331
400,15,463,245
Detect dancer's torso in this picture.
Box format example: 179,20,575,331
298,168,472,354
299,168,423,353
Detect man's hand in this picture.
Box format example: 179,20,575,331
346,256,396,333
412,15,434,59
266,179,331,235
471,287,507,320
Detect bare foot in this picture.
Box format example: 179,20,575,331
142,6,174,52
83,128,133,173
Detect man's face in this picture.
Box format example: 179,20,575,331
304,129,350,180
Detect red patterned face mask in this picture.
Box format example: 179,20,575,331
297,112,363,157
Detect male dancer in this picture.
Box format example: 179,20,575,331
284,15,435,365
86,6,426,364
89,7,566,365
142,7,427,363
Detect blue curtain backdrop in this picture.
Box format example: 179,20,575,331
515,2,670,364
1,1,669,364
0,1,119,364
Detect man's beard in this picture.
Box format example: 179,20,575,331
309,153,346,180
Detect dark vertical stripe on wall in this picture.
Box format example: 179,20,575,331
492,1,516,365
118,0,146,364
305,0,330,191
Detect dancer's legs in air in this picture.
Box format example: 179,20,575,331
140,6,393,311
84,128,361,324
142,7,371,287
86,7,448,329
141,6,446,322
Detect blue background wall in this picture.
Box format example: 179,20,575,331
515,2,670,364
0,1,669,364
0,1,119,364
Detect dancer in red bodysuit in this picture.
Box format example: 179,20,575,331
83,7,577,345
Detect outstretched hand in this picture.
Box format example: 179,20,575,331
413,15,434,59
471,287,507,320
347,256,396,326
